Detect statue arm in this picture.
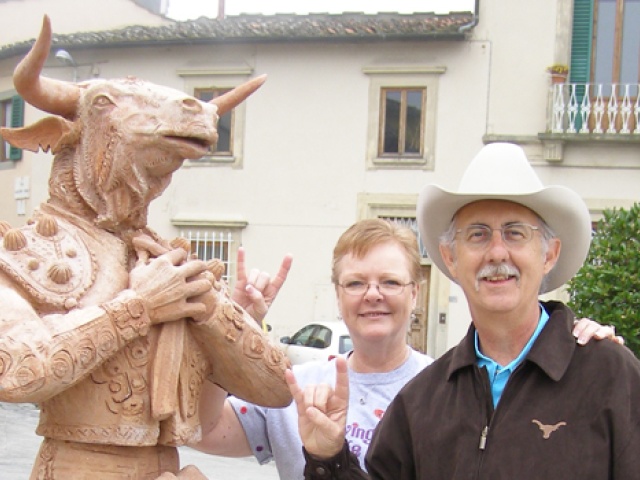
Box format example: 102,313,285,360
189,279,292,409
0,284,151,403
0,242,213,404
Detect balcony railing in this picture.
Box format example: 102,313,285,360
549,83,640,135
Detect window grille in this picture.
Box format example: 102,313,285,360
179,230,235,281
380,216,428,258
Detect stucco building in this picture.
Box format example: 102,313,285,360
1,0,638,358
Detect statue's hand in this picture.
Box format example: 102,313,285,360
129,248,212,324
187,269,219,323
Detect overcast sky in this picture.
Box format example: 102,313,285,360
167,0,474,20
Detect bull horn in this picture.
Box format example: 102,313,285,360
14,15,80,120
210,74,267,117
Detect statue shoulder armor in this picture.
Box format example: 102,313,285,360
0,215,97,311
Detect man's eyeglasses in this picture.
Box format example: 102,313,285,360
338,280,415,296
455,223,540,248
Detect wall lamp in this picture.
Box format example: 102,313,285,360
55,49,78,82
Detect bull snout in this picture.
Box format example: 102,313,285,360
179,97,205,114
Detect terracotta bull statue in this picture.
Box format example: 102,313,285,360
0,16,291,479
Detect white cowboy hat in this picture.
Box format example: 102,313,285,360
417,143,592,293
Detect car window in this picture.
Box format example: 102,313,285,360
338,335,353,354
290,325,316,346
307,325,331,349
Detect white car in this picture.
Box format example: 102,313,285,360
280,321,353,365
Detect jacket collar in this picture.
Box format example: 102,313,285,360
447,301,576,382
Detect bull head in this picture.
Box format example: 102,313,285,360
0,15,266,231
2,15,266,153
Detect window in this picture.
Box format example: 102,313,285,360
194,87,233,155
357,192,424,252
570,0,640,86
364,66,443,169
1,94,24,163
337,335,353,355
568,0,640,132
178,68,254,168
179,229,236,282
380,216,428,258
592,0,640,86
172,215,247,285
380,88,425,157
289,324,316,346
289,324,352,353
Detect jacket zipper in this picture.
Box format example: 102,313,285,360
479,425,489,450
475,365,494,479
475,362,529,478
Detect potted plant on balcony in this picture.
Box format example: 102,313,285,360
546,64,569,84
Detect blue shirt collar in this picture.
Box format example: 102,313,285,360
475,304,550,407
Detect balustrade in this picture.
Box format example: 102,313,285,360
549,83,640,135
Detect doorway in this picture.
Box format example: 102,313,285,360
407,264,431,353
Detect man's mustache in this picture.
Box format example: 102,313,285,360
475,263,521,290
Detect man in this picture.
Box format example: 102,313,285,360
292,143,640,479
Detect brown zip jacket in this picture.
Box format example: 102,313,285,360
304,301,640,479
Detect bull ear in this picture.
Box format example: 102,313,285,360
0,117,75,154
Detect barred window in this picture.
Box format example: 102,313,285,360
179,229,235,282
380,216,428,258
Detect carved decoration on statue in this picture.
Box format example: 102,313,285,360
0,16,291,480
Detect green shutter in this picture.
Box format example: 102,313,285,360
570,0,594,129
570,0,593,84
8,95,24,160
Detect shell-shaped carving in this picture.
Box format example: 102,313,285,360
48,261,73,284
35,215,59,237
170,237,191,254
207,259,226,281
3,229,27,251
0,221,11,236
64,297,78,310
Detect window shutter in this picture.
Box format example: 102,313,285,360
570,0,593,84
569,0,593,130
9,95,24,160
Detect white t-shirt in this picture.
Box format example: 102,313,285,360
229,349,433,479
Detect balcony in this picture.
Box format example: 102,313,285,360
538,83,640,162
547,83,640,135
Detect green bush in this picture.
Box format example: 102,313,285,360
567,203,640,358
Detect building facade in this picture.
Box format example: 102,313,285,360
1,0,638,358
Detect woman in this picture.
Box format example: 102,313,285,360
193,219,617,479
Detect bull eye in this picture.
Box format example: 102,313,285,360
92,94,115,108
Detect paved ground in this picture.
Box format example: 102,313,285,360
0,402,279,479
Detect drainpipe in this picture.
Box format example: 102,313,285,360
458,0,480,33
